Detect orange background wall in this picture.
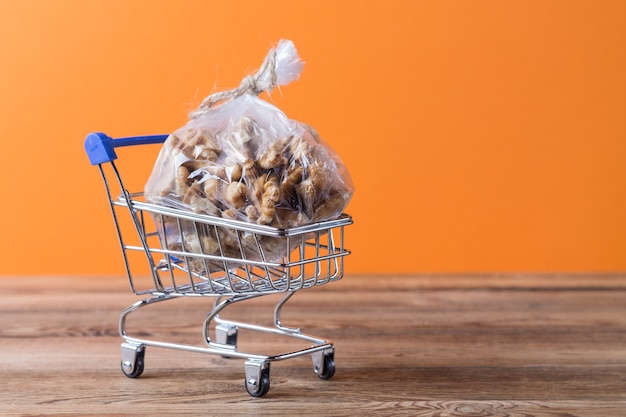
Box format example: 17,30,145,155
0,0,625,276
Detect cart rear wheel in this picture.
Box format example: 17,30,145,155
120,343,145,378
121,356,144,378
316,351,335,380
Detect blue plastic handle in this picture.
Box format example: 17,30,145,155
84,132,168,165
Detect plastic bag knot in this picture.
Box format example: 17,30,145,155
189,40,303,119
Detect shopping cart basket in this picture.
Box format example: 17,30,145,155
84,132,352,397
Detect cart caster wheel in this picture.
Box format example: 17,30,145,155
120,342,145,378
244,360,270,397
313,349,335,380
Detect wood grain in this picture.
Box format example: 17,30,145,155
1,275,625,416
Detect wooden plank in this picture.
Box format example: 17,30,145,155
1,275,625,415
334,273,626,290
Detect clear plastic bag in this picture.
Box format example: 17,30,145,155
144,40,353,268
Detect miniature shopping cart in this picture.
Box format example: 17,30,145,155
84,132,352,397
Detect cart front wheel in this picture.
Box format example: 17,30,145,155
244,360,270,397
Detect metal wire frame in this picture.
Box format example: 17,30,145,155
98,160,351,297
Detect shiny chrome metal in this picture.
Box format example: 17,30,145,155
92,135,351,396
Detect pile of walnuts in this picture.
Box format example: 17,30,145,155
145,115,351,271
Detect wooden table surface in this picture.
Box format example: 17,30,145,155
1,274,625,416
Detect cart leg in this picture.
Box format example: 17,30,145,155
120,342,145,378
312,348,335,380
203,294,260,348
274,291,300,333
244,360,271,397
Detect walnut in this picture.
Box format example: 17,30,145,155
201,234,220,254
258,175,279,225
280,165,303,206
258,137,289,170
222,208,238,220
313,189,348,222
297,178,316,218
229,116,260,162
308,161,328,192
190,195,220,215
182,128,220,161
175,164,192,194
202,177,220,203
273,208,309,228
245,205,259,222
224,181,248,209
288,134,311,163
224,161,243,182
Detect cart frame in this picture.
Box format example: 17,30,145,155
84,132,352,397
